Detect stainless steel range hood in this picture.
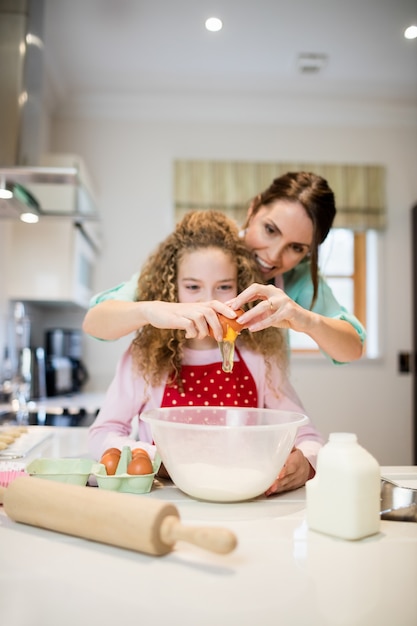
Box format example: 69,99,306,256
0,163,100,223
0,0,99,223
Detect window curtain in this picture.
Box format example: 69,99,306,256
174,160,386,230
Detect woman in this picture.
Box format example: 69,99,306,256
88,210,323,494
83,172,365,363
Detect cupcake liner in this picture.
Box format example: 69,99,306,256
0,462,28,488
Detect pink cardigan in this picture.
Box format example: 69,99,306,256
88,344,324,467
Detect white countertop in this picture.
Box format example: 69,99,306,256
1,427,417,626
32,392,106,412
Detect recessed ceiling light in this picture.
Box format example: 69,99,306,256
205,17,223,32
20,212,39,224
404,24,417,39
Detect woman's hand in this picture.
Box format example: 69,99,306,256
226,283,311,333
227,283,363,362
264,448,314,496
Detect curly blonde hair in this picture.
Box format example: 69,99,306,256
131,210,287,388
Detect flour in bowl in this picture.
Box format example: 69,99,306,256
170,462,274,502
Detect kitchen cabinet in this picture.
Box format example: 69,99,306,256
6,218,97,308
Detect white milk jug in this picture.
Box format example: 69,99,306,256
306,432,381,540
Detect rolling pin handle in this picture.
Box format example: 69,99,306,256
160,515,237,555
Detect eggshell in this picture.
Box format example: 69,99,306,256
209,309,246,340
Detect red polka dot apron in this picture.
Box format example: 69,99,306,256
161,347,258,408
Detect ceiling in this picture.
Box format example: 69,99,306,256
42,0,417,114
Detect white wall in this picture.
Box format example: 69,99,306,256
31,94,417,464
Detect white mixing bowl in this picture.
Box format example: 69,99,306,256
142,406,308,502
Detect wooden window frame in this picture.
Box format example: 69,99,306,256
291,230,367,354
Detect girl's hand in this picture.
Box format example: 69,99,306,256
156,462,171,480
141,301,238,343
226,283,311,334
264,448,314,496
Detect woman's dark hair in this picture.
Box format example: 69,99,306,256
246,171,336,307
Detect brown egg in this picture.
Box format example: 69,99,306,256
131,447,150,459
209,309,246,341
127,455,153,475
100,450,121,476
102,447,121,456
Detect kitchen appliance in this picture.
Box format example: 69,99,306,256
27,346,46,399
0,2,100,230
45,329,88,396
1,303,46,402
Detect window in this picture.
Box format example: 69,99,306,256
173,160,385,359
289,229,376,357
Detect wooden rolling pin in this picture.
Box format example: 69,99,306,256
0,477,237,556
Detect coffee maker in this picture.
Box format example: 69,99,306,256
45,329,89,396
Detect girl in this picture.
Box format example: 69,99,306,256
83,172,366,363
88,210,323,495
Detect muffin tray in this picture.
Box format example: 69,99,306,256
0,426,52,460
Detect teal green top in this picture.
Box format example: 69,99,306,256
90,273,140,305
90,258,366,364
283,259,366,362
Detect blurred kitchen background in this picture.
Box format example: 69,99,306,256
0,0,416,462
